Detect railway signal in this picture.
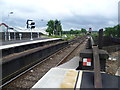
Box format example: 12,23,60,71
26,19,35,40
30,22,35,29
26,19,35,29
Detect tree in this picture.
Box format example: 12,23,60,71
81,28,87,34
54,19,62,36
70,29,74,34
114,25,120,37
104,24,120,38
104,27,115,37
46,20,54,35
62,29,86,35
46,19,62,36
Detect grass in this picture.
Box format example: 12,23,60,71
41,34,76,40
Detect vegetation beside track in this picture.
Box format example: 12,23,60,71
41,34,76,40
104,24,120,38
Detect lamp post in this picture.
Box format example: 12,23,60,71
30,28,33,40
8,12,13,41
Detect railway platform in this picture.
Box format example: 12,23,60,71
0,38,62,57
0,38,62,50
32,56,120,89
32,34,120,89
1,37,67,85
0,38,50,46
58,56,80,69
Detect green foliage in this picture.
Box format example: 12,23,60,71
42,34,75,41
104,24,120,38
115,25,120,37
46,19,62,36
91,32,98,40
81,28,87,33
62,28,87,35
54,19,62,36
46,20,54,36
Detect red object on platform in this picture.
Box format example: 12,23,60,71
83,58,91,66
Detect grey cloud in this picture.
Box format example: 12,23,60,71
0,0,118,31
61,15,117,30
2,15,118,31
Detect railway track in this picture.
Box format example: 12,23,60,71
2,36,87,88
55,38,86,66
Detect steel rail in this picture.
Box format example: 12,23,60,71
55,38,86,67
1,43,69,88
1,37,85,88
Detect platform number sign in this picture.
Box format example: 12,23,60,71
83,58,91,66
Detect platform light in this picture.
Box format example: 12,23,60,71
8,11,14,41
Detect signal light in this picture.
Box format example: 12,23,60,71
30,22,35,29
31,26,35,29
26,20,35,29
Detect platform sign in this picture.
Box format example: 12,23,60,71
83,58,91,66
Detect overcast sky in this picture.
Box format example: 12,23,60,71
0,0,119,31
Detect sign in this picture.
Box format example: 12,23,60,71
83,58,91,66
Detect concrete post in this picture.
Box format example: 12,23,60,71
8,30,11,41
19,33,22,40
5,32,7,41
14,32,16,40
30,29,33,40
38,32,39,38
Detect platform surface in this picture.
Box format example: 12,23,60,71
0,38,50,46
32,69,119,89
58,56,80,69
0,38,61,50
32,56,120,89
32,68,79,88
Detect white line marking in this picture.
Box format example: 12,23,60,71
76,71,83,88
0,38,61,50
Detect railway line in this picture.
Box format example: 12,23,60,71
31,35,119,89
2,36,87,88
1,29,120,89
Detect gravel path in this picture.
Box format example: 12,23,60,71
106,50,120,75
